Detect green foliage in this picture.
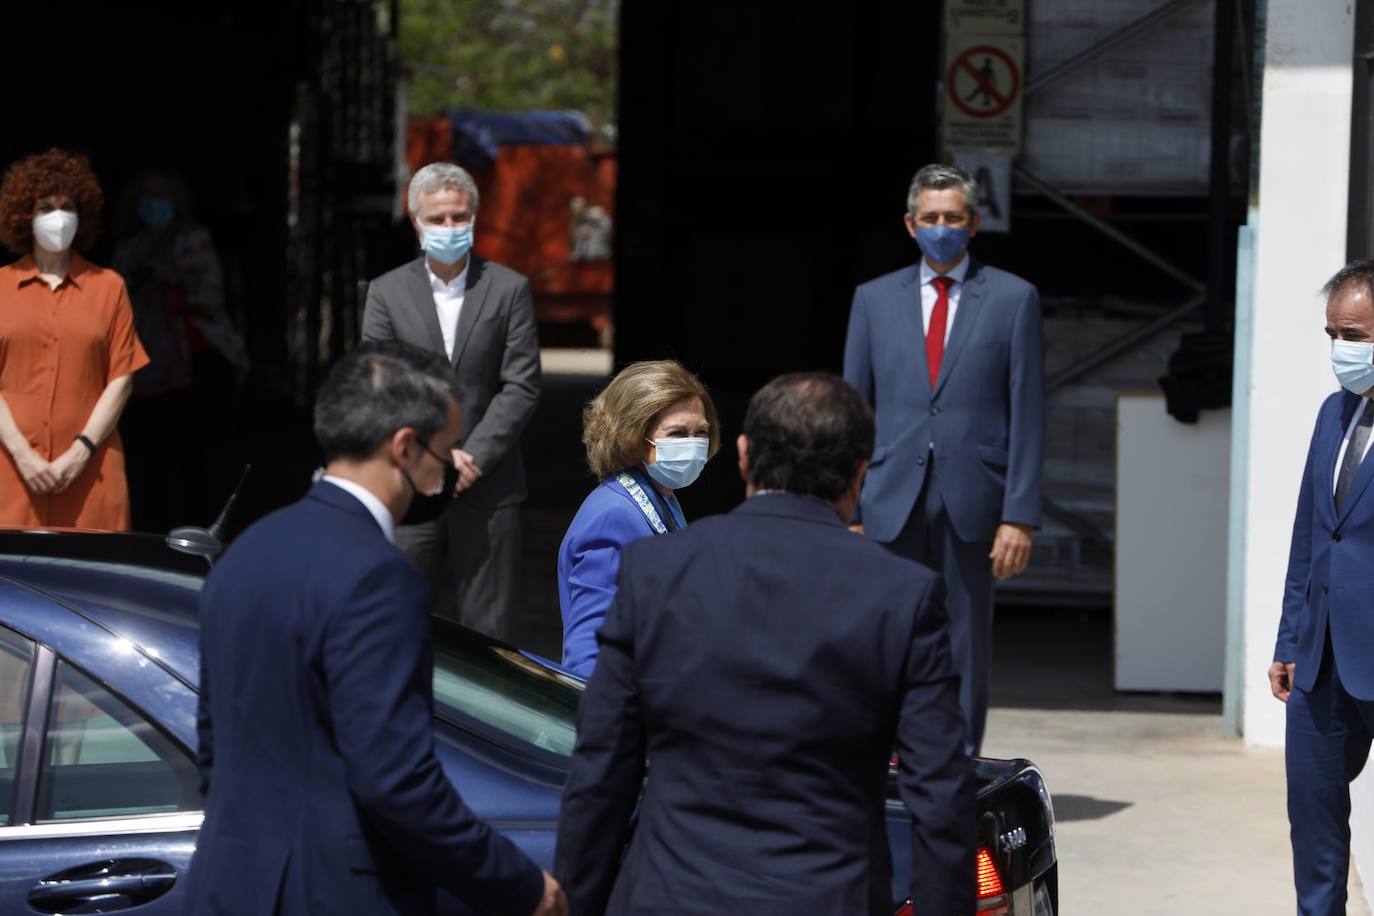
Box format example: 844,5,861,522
400,0,619,137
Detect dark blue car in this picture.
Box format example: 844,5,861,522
0,531,1056,915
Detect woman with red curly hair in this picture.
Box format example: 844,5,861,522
0,149,148,530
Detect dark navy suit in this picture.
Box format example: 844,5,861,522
554,493,976,916
184,481,543,915
1278,391,1374,915
844,257,1044,753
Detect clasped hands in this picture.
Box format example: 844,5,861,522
15,441,89,495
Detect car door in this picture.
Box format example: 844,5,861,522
0,626,201,914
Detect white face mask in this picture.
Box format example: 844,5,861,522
33,210,78,253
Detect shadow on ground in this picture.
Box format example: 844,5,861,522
1049,794,1133,823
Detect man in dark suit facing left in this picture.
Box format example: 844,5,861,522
844,162,1045,755
362,162,540,642
555,373,975,915
185,342,565,916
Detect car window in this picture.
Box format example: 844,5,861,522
0,627,35,826
431,619,580,758
37,661,199,822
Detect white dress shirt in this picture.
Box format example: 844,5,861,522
1334,396,1374,494
322,475,396,544
425,258,469,360
919,254,970,344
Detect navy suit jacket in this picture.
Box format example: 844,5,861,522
1278,392,1374,699
184,481,543,915
554,493,976,916
843,258,1045,543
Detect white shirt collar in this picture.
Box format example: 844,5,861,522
321,476,396,544
425,257,469,294
919,254,970,288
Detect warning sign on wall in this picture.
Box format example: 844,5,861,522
945,0,1025,36
942,33,1024,154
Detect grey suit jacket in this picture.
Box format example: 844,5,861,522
362,255,541,509
843,258,1045,544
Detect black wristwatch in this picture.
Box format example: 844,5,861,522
74,434,96,455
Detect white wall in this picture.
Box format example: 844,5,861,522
1117,398,1229,692
1237,0,1353,748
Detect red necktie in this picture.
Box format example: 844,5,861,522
926,275,954,388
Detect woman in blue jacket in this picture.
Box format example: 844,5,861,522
558,361,720,677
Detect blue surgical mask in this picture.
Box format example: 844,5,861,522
1332,340,1374,395
645,437,710,490
420,224,473,265
914,225,970,265
137,196,175,230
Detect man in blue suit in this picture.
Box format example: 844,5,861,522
185,342,566,916
555,373,976,915
1273,260,1374,915
844,162,1044,755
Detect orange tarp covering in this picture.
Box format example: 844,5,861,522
406,117,614,333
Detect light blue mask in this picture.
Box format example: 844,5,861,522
1332,340,1374,395
645,437,709,490
421,224,473,265
137,196,175,230
914,225,970,264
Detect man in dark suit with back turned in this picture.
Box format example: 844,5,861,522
185,342,565,916
362,162,540,642
844,162,1045,755
555,373,976,915
1273,260,1374,915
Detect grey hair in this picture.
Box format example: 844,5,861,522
407,162,480,216
313,341,460,462
907,163,980,216
1323,259,1374,303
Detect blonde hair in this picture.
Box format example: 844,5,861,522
582,360,721,479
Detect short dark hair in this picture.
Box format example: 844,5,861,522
743,372,875,501
1323,259,1374,304
313,341,459,462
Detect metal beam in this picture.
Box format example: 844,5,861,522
1043,497,1113,549
1047,294,1206,393
1025,0,1207,97
1015,165,1207,294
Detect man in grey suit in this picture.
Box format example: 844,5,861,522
843,162,1044,755
362,162,540,642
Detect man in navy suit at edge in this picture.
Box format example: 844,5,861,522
554,373,975,915
844,162,1045,756
1273,260,1374,915
185,341,566,916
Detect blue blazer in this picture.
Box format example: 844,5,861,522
554,493,977,915
185,481,543,916
558,472,680,677
1278,392,1374,700
843,258,1045,543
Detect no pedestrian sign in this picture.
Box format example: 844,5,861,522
943,34,1024,154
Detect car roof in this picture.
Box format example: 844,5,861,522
0,531,205,686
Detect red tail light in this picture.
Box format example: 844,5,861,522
976,846,1005,897
893,846,1008,915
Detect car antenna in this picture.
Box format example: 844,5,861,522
166,464,252,567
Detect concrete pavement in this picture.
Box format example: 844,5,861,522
984,610,1369,914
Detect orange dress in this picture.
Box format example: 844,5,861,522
0,255,149,529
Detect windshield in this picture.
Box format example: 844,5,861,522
430,618,581,759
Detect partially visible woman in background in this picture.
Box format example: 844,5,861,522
113,168,248,532
558,360,720,677
0,149,148,530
